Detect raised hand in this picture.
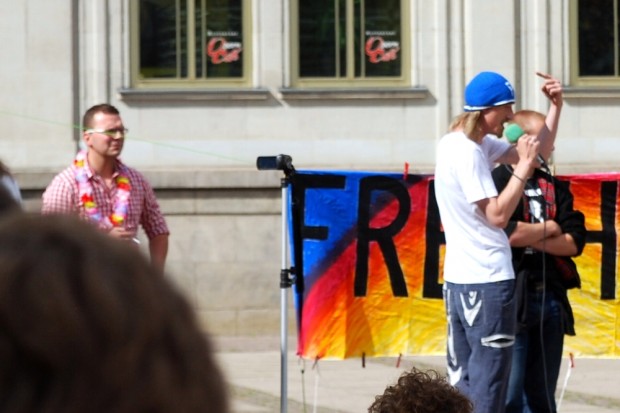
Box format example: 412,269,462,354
536,71,563,107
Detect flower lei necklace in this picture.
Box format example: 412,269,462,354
74,150,131,228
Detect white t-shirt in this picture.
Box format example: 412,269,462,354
434,131,514,284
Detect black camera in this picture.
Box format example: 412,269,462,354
256,154,294,175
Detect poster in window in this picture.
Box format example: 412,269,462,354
205,31,243,77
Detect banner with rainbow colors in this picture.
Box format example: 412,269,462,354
288,171,620,360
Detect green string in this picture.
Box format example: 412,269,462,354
0,108,254,166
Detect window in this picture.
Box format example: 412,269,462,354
131,0,251,88
571,0,620,86
291,0,410,88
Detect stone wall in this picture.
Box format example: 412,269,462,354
17,168,297,338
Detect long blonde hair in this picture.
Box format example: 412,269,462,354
448,111,481,140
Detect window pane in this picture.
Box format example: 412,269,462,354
578,0,615,76
339,0,347,78
180,2,188,77
196,0,206,77
300,0,338,77
297,0,404,82
354,0,361,77
140,0,183,78
204,0,244,78
139,0,244,81
362,0,401,77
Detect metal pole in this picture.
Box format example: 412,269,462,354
280,177,289,413
255,155,295,413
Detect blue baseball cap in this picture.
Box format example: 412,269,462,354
464,71,515,112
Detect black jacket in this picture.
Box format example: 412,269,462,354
492,165,587,335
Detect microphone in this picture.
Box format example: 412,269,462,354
503,123,548,169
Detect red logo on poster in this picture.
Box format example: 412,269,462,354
365,36,400,63
206,37,242,64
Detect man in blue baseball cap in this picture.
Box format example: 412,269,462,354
434,71,563,413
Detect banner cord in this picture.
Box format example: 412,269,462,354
312,359,321,413
299,358,308,413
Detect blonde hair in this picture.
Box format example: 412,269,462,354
449,111,481,140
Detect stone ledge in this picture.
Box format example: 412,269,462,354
278,87,429,100
118,88,272,103
13,169,284,190
563,87,620,99
21,184,282,216
16,165,616,191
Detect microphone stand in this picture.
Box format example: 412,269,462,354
256,155,296,413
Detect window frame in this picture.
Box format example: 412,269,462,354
290,0,411,88
129,0,253,89
570,0,620,87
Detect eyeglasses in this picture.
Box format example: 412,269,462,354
85,128,129,138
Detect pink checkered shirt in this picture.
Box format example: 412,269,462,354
42,156,169,239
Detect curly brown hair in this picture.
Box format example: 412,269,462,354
368,368,473,413
0,214,228,413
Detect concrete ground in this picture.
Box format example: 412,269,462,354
213,336,620,413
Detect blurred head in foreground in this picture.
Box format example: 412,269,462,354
368,368,473,413
0,214,228,413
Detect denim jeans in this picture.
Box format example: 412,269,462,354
444,280,516,413
506,290,564,413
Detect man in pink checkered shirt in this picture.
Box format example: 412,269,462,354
42,104,169,271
